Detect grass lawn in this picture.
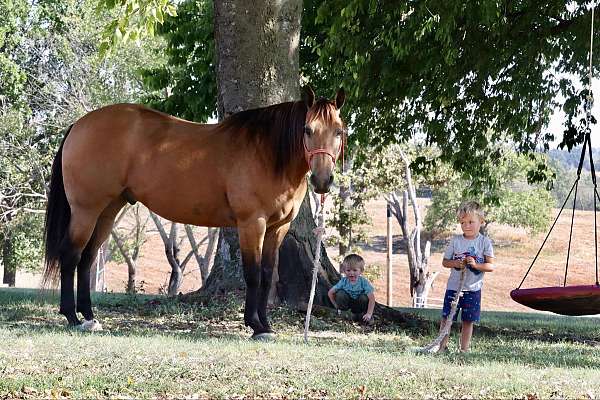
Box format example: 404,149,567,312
1,288,599,399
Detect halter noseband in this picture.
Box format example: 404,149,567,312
303,137,344,169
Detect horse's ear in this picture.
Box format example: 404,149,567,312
302,86,315,109
335,87,346,110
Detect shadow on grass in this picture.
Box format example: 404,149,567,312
2,288,599,370
0,287,258,342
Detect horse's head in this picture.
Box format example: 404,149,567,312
302,86,346,194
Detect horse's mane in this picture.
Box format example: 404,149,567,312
219,98,341,176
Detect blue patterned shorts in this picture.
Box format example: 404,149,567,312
441,289,481,322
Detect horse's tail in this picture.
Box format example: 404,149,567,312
42,125,73,288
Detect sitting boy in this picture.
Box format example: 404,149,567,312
328,254,376,324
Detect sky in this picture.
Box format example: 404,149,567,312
547,79,600,150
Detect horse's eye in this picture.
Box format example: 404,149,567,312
304,126,313,136
335,128,344,137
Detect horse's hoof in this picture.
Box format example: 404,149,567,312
76,319,103,332
251,332,276,341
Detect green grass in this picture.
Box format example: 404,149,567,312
1,288,599,399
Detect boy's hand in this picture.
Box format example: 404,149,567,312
464,256,482,275
453,259,466,270
362,312,372,322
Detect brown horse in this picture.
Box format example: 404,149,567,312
43,87,346,338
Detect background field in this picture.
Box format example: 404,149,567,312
7,197,598,315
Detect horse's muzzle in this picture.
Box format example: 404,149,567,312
310,173,334,194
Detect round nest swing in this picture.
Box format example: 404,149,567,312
511,8,600,316
510,285,600,316
511,129,600,316
510,108,600,315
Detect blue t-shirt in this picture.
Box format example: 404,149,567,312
331,276,374,299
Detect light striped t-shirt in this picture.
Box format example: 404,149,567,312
443,233,494,291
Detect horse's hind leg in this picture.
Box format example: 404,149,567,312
59,208,102,326
76,197,127,322
258,223,290,334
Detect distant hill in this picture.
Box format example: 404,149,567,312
548,146,600,171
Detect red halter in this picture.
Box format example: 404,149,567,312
303,136,344,169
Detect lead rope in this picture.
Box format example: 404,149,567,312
304,193,326,343
419,268,466,353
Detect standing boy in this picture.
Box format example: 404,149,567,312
440,201,495,352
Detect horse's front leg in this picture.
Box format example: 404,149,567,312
258,223,291,333
238,217,268,338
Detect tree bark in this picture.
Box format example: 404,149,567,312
213,0,301,119
112,229,137,293
277,194,339,307
150,212,191,297
387,150,438,307
200,0,337,307
185,225,218,287
2,237,16,287
164,223,184,297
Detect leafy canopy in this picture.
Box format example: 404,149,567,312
101,0,600,202
301,0,600,191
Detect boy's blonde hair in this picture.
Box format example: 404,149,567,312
457,201,485,222
341,253,365,272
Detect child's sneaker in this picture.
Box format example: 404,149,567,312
337,309,353,321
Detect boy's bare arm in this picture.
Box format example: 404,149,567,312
327,288,337,308
464,255,494,272
472,255,495,272
442,258,464,269
363,292,376,321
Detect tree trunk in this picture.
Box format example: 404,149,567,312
150,212,185,296
89,242,108,292
337,156,353,256
200,0,337,306
277,193,339,307
164,223,183,297
167,262,183,297
387,149,438,307
112,229,137,293
185,225,218,287
2,237,16,287
213,0,301,119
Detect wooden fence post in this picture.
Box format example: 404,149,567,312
387,204,393,306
